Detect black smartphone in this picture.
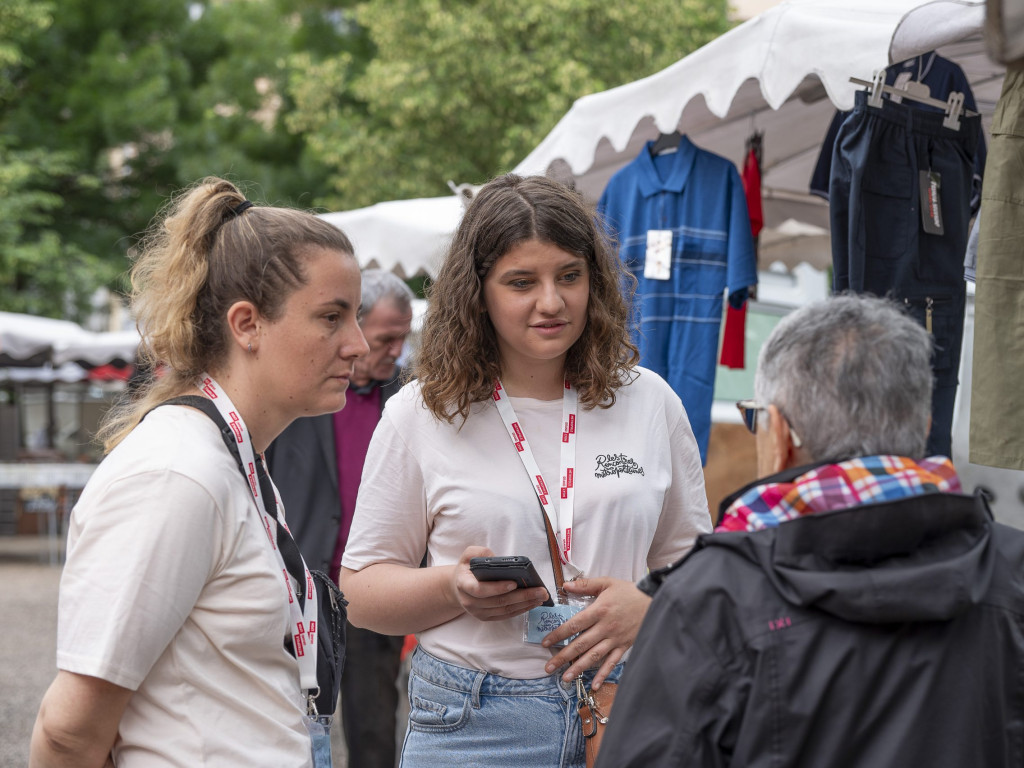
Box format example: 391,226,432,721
469,556,554,607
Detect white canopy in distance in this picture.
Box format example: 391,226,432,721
0,312,90,367
0,311,140,368
320,195,466,279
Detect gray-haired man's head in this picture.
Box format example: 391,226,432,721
753,294,933,472
352,269,415,387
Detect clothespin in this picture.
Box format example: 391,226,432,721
868,70,886,108
943,91,964,131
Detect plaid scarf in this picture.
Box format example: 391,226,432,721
716,455,962,533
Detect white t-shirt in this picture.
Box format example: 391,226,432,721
343,367,711,678
57,406,312,768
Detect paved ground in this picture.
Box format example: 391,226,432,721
0,536,406,768
0,537,62,768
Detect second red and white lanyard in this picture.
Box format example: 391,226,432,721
492,379,581,572
199,375,319,692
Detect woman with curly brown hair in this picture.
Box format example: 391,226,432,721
340,174,710,767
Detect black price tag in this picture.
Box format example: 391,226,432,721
919,170,944,235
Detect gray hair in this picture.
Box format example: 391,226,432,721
754,294,933,461
359,268,414,321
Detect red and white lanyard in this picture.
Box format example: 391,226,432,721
492,379,581,573
199,375,319,691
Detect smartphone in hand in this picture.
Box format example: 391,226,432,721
469,556,554,606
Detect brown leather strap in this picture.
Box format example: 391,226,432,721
540,501,567,601
579,681,617,767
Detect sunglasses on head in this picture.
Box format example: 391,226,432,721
735,399,803,448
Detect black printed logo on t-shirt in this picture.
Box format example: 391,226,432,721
594,453,645,478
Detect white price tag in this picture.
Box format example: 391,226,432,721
644,230,673,281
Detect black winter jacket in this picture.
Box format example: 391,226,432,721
596,485,1024,767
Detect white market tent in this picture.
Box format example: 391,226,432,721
53,329,141,367
507,0,1024,521
321,0,999,280
319,195,466,279
513,0,1000,232
0,312,90,367
0,312,140,459
0,311,140,369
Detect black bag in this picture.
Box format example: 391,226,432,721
154,396,347,715
306,568,347,714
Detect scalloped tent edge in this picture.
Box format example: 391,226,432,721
319,195,466,279
318,0,998,279
513,0,996,230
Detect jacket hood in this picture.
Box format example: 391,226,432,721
698,490,995,623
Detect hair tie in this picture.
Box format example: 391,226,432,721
232,200,254,216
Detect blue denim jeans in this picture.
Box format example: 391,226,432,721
399,647,625,768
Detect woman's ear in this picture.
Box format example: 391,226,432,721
225,300,260,354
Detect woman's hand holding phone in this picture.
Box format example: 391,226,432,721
451,546,551,621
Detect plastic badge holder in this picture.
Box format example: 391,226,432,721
524,595,591,647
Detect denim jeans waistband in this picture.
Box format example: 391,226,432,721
409,646,624,700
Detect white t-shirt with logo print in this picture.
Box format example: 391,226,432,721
343,366,711,679
57,406,312,768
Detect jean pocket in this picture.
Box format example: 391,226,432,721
407,674,472,733
862,166,914,261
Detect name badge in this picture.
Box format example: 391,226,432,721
644,230,673,281
524,603,580,647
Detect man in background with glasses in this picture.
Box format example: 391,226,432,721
596,293,1024,768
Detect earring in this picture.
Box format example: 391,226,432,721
248,342,253,354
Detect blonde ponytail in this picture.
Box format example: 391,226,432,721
98,177,354,452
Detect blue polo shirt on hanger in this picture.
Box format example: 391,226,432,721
598,135,757,464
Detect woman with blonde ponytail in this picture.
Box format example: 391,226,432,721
31,177,368,768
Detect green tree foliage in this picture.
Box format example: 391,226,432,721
289,0,730,209
1,0,365,320
2,0,728,319
0,0,112,317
